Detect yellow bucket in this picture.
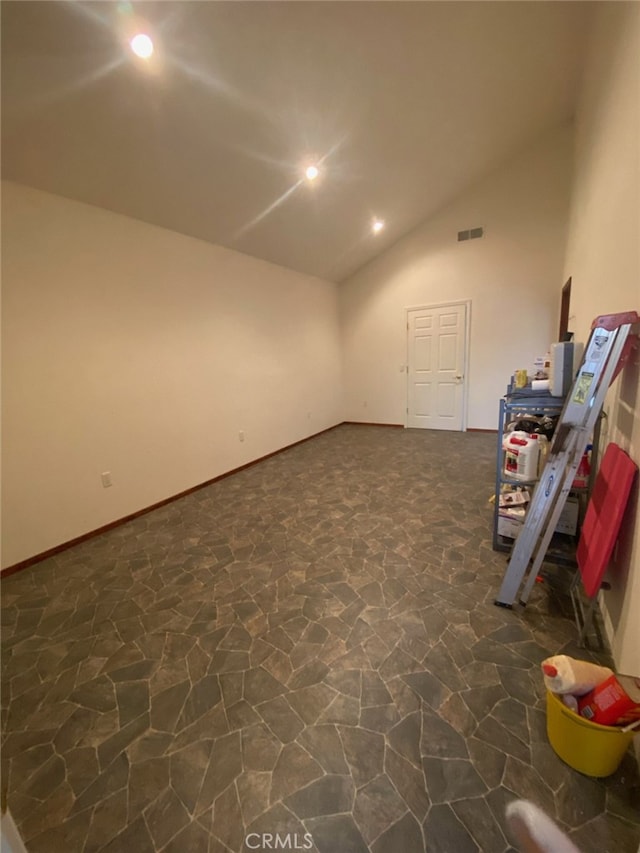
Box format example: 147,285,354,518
546,690,636,777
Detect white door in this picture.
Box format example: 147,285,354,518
407,303,467,430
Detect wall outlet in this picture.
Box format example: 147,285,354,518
239,431,245,442
101,471,113,488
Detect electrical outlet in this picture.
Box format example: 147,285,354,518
239,431,245,442
101,471,113,488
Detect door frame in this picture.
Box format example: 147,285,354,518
405,299,472,431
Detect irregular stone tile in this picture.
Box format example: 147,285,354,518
242,724,282,772
256,695,305,744
246,803,309,848
149,679,190,732
244,667,287,704
21,754,66,801
555,771,607,828
386,712,422,769
115,681,150,728
219,672,244,707
423,756,487,803
378,647,422,681
17,781,74,840
298,724,349,774
460,660,501,688
361,670,393,707
475,715,530,764
438,693,478,738
9,744,54,793
461,683,510,721
452,796,509,852
318,693,360,725
423,802,480,853
420,708,469,759
471,637,530,669
305,813,369,853
569,812,640,853
289,660,329,690
302,622,329,644
219,624,253,650
169,703,230,752
325,669,361,699
353,774,408,844
170,740,213,814
211,782,244,852
497,664,540,706
69,676,116,712
371,811,424,853
467,737,507,789
83,788,128,852
128,756,171,820
423,643,467,692
339,726,385,787
176,674,222,731
197,731,242,812
186,643,211,683
109,660,156,682
270,742,323,804
208,649,251,673
402,671,448,709
262,648,294,684
360,704,401,733
236,770,271,825
162,819,212,853
385,746,430,821
25,809,93,853
71,751,130,814
285,775,355,819
99,815,156,853
226,698,261,730
98,711,150,770
492,697,531,745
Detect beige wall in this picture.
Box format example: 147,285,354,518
1,182,342,568
562,2,640,673
339,127,573,429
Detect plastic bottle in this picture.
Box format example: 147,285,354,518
503,431,540,481
536,434,549,477
541,655,613,696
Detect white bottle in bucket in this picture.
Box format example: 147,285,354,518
503,431,540,481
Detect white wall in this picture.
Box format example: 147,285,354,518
562,2,640,674
1,182,342,568
339,127,573,429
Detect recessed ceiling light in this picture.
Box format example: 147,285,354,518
372,219,385,234
305,165,319,182
130,33,154,59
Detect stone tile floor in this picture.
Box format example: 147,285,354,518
1,425,639,852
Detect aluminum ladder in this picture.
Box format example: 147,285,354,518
494,311,639,609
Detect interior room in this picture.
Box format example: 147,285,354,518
1,2,639,852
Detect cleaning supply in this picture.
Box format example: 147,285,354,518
578,674,640,726
541,655,613,696
503,431,540,481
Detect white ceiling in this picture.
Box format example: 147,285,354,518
1,1,590,282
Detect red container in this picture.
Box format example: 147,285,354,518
578,674,640,726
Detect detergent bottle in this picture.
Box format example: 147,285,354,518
503,431,540,481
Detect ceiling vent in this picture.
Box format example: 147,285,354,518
458,227,484,242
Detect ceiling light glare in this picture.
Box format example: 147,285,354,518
130,33,154,59
305,165,319,182
372,219,385,234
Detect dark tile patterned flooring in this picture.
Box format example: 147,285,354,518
2,425,639,852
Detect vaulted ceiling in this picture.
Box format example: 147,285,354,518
1,1,590,282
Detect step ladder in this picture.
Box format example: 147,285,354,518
494,311,639,609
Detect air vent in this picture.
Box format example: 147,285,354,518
457,226,484,242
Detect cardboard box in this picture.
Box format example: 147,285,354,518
555,496,579,536
497,514,523,540
578,674,640,726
